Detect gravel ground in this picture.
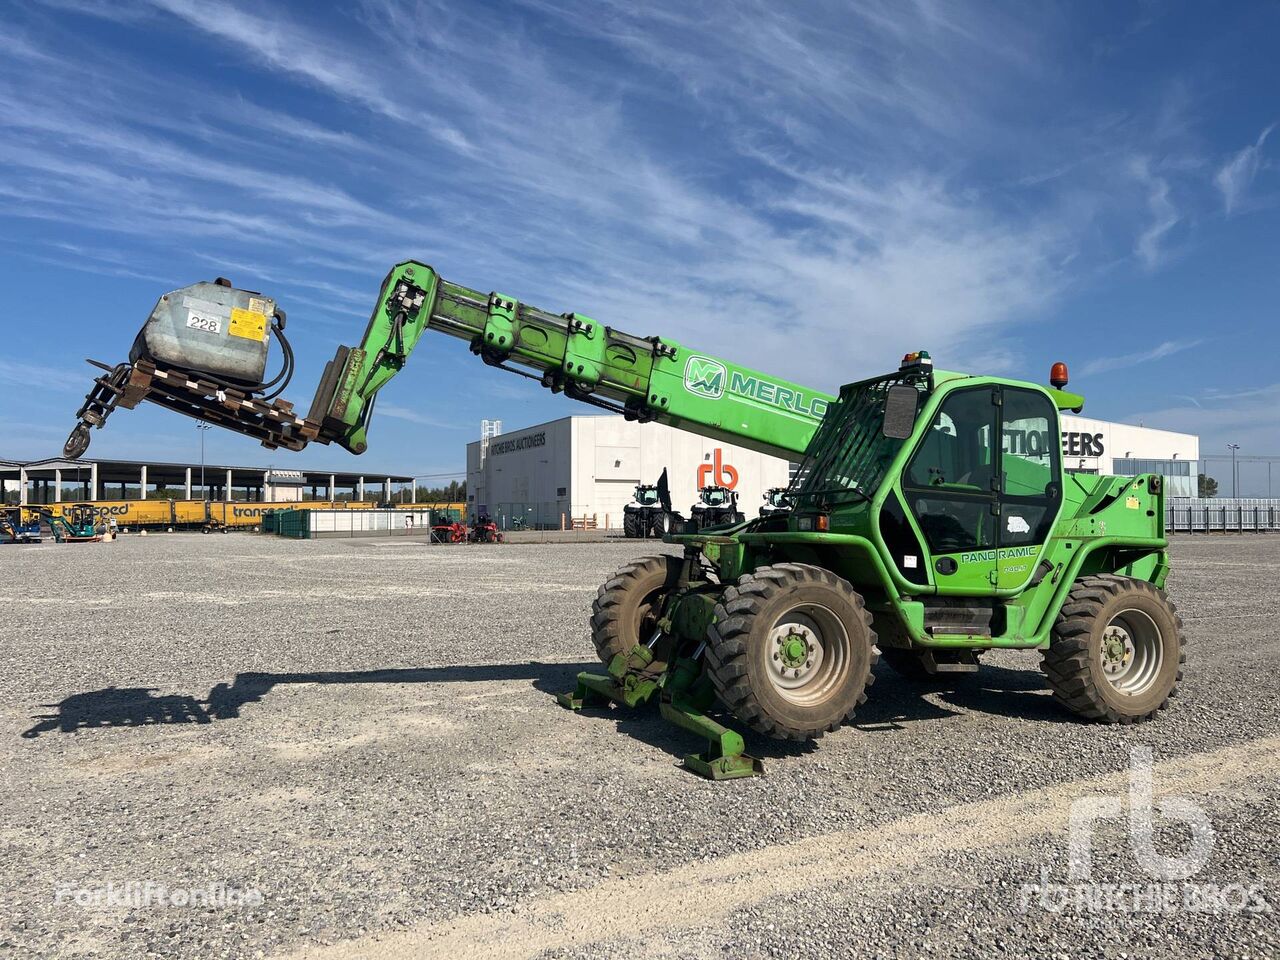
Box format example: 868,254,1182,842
0,533,1276,959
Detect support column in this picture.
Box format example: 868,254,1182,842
139,465,147,500
383,477,392,504
410,481,416,504
90,462,98,500
19,467,28,504
262,470,270,503
226,468,233,501
185,467,192,500
358,476,365,502
54,469,62,503
328,474,335,501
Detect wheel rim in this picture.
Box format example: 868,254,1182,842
1099,609,1164,695
765,603,850,705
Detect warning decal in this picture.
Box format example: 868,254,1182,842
228,307,267,342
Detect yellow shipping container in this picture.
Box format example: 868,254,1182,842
33,499,384,531
172,500,210,525
43,500,174,526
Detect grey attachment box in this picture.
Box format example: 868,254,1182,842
131,281,275,385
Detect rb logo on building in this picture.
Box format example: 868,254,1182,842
697,448,739,490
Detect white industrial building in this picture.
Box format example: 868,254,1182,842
466,414,1199,529
466,417,791,530
1059,415,1199,496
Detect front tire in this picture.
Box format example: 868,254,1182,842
622,512,640,539
590,555,683,665
1042,575,1185,723
707,563,878,741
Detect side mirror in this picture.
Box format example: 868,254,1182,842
882,384,918,439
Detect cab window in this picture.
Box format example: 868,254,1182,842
903,387,996,554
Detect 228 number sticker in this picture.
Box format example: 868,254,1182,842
186,311,222,334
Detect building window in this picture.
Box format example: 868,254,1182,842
557,487,567,497
1113,458,1191,477
1113,458,1194,498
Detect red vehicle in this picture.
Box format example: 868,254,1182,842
468,513,504,544
430,520,468,543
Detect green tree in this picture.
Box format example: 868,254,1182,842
1197,473,1218,498
414,480,466,502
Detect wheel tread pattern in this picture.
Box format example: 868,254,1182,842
706,563,879,741
590,555,678,664
1041,574,1185,724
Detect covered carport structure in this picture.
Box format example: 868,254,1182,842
0,457,411,505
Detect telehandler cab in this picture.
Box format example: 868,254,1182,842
67,264,1183,779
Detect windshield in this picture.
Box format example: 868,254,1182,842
635,487,658,505
702,488,728,505
792,374,925,506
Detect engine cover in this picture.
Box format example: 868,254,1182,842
130,280,274,384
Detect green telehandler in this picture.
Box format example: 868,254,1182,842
67,263,1183,778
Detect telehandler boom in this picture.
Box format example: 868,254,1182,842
67,263,1183,779
66,261,831,463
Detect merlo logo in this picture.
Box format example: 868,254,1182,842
684,356,726,399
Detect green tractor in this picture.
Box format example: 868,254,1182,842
66,264,1182,780
566,352,1181,777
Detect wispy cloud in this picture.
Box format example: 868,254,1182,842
1215,124,1275,214
1129,382,1280,468
1079,339,1203,377
1130,157,1182,269
0,358,90,391
0,0,1270,467
377,405,465,430
143,0,402,120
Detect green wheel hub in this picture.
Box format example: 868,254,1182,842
765,607,851,702
781,634,808,667
1099,610,1164,696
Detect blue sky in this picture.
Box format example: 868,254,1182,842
0,1,1276,491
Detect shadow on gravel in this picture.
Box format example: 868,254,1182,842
21,660,815,767
856,661,1070,729
21,661,594,738
22,660,1069,743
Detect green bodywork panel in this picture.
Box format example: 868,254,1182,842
325,261,833,459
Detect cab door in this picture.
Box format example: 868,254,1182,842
900,386,1000,594
995,387,1064,590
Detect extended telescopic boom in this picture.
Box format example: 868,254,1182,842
66,262,836,461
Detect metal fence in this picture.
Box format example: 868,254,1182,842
1166,498,1280,533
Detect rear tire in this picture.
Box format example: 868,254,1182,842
622,512,640,539
706,563,878,740
590,555,683,665
1042,575,1184,724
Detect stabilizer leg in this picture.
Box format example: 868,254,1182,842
660,697,763,780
